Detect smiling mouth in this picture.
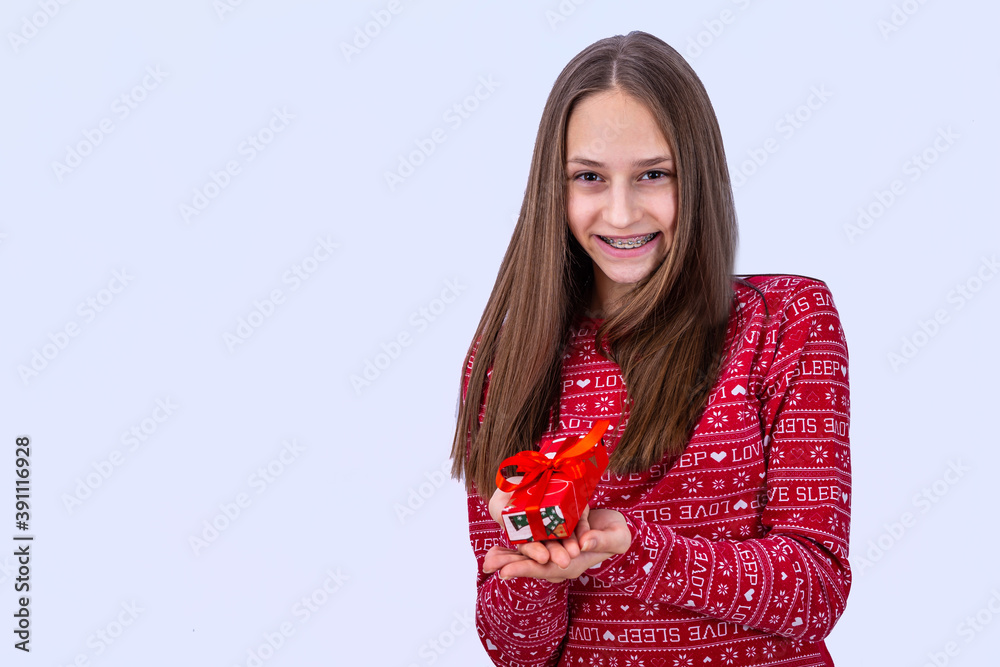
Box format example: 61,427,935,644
598,233,658,249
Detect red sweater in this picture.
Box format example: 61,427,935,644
463,275,851,666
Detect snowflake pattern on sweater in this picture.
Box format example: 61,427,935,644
464,275,851,667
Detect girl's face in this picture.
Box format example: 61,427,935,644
565,89,678,314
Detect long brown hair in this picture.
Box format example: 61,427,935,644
451,31,738,498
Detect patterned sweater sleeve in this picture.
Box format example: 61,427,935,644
468,490,571,666
460,344,571,666
586,279,852,642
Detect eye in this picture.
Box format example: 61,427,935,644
641,170,672,181
573,171,602,182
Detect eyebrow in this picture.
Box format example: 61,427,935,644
566,156,674,169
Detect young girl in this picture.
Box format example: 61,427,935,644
451,31,850,666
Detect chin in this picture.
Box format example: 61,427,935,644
602,264,657,286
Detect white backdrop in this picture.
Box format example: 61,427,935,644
2,1,998,665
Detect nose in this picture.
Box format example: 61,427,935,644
604,181,641,229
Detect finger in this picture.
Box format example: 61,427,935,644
498,559,557,580
580,525,631,555
482,545,523,572
488,476,521,524
561,533,581,559
484,551,531,574
517,541,551,565
580,509,631,553
578,526,605,553
499,548,614,581
574,506,592,549
545,539,572,569
578,525,599,553
580,523,614,553
483,545,518,560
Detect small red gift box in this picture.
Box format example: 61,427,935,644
496,420,611,544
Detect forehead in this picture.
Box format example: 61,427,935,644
565,90,670,157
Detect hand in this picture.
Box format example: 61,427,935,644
484,505,632,583
487,476,519,525
482,544,607,584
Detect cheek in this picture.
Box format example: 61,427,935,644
565,195,590,242
657,193,679,234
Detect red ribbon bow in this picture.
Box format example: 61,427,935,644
496,419,611,541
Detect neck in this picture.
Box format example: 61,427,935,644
589,271,629,319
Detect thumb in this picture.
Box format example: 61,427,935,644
579,527,604,553
580,521,629,554
488,476,520,523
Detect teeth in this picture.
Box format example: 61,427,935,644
599,233,656,249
